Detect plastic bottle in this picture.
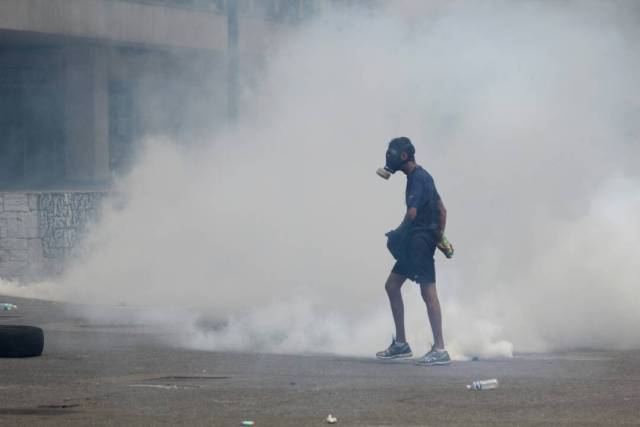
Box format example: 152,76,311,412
466,379,499,390
1,303,17,311
437,234,454,258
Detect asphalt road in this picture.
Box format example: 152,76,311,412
0,295,639,426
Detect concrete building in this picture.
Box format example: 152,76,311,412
0,0,324,279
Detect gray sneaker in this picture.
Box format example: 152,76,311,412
415,346,451,366
376,337,413,360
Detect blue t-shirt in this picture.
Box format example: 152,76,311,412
405,165,441,233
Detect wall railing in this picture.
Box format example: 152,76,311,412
116,0,318,23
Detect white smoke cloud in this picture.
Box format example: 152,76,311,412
5,1,640,359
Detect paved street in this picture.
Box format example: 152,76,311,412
1,295,639,426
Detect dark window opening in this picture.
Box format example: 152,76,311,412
0,48,64,190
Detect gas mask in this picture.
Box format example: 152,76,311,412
376,137,415,180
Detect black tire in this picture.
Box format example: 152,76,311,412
0,325,44,358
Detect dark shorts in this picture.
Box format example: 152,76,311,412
391,231,437,285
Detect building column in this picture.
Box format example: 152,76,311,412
227,0,239,121
63,45,109,184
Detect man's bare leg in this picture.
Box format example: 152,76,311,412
420,282,445,349
385,272,407,343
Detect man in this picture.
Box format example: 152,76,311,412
375,137,451,366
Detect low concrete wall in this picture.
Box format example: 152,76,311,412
0,192,106,280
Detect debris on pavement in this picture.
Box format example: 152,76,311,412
241,421,255,426
326,414,338,424
467,379,499,390
1,303,18,311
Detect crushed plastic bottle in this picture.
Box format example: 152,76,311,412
1,303,18,311
466,379,499,390
437,234,454,258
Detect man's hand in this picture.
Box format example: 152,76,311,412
386,229,404,260
389,208,417,237
437,234,454,259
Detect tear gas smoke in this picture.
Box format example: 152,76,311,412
3,1,640,359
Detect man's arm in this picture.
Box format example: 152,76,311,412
437,198,447,237
387,207,417,238
407,207,418,222
388,174,423,238
399,207,418,230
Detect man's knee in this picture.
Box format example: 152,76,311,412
385,280,398,295
420,282,437,302
385,274,404,295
